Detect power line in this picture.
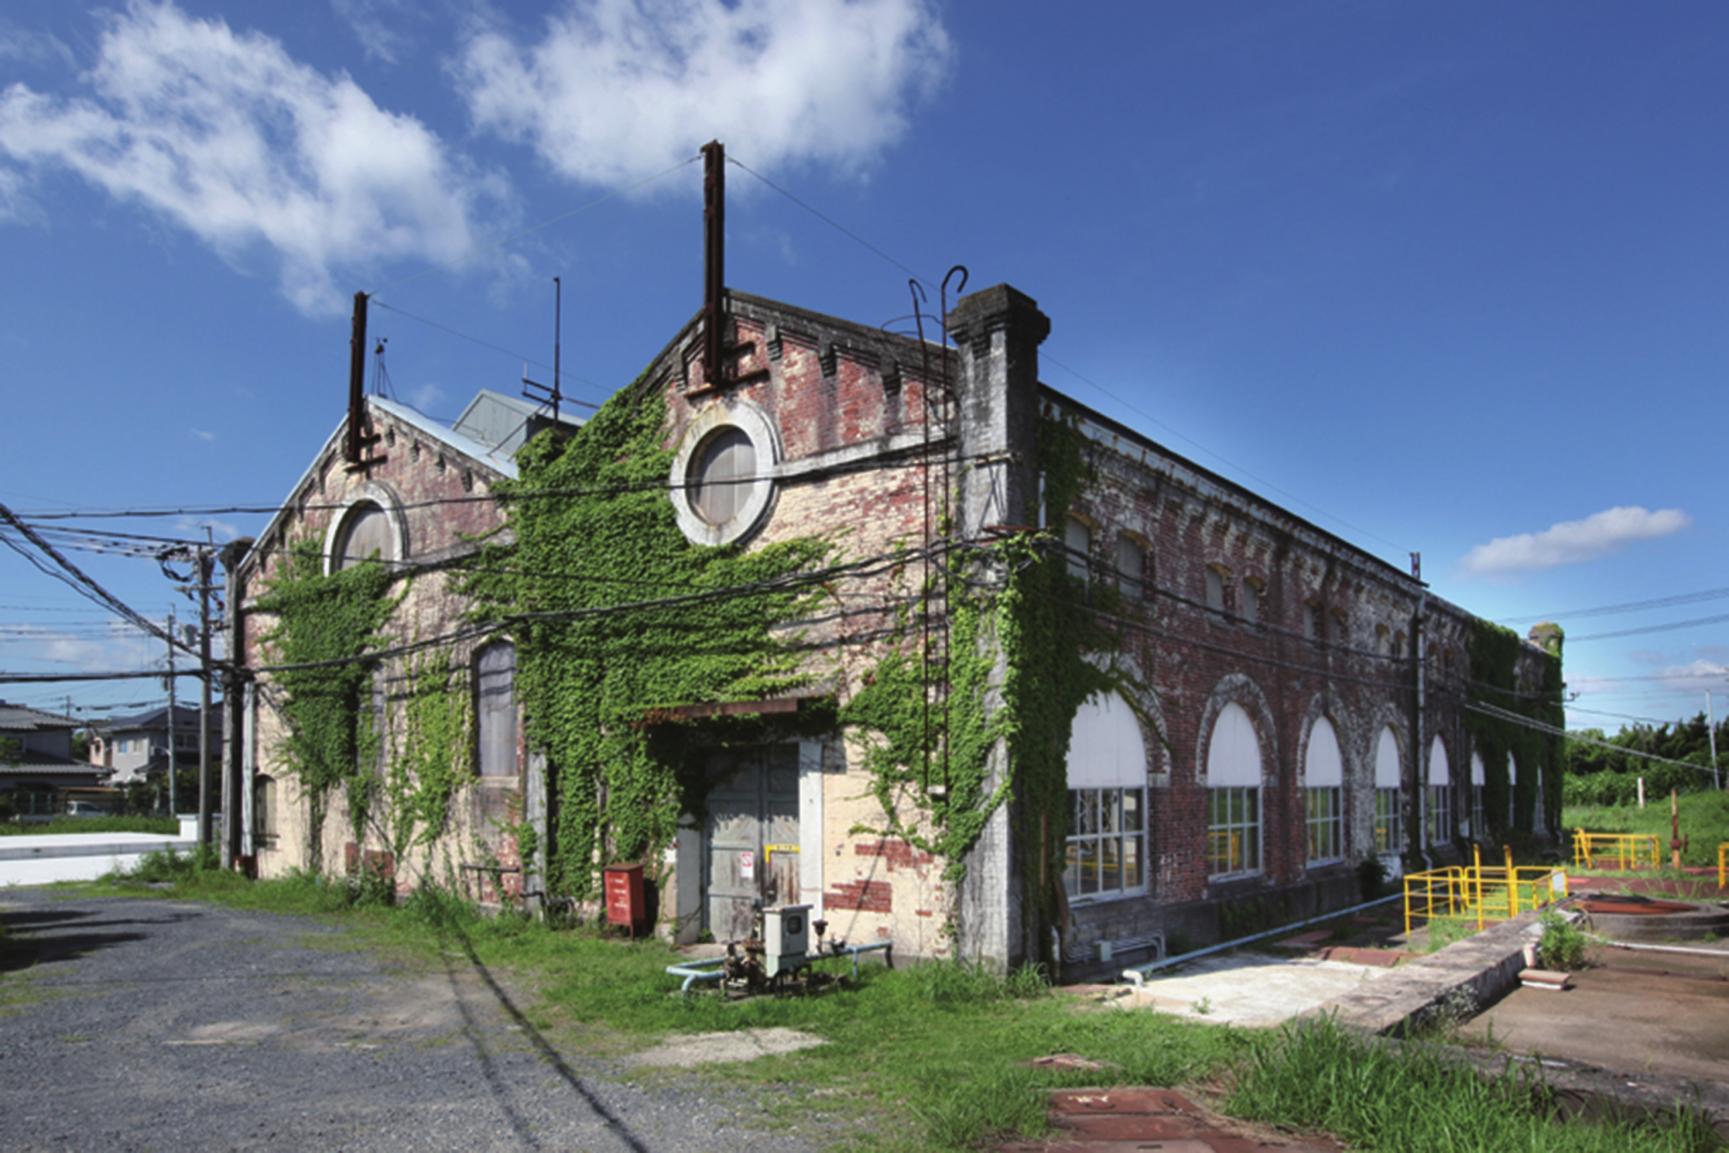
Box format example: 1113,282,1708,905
1498,584,1729,625
1467,699,1717,777
0,502,190,657
727,155,934,288
1563,611,1729,644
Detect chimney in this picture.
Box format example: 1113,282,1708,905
946,284,1051,537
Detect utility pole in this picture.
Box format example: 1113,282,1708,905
197,531,215,851
165,609,177,817
1708,690,1721,791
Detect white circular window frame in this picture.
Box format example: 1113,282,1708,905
670,401,780,547
321,482,409,576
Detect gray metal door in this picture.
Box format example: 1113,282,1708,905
704,745,799,942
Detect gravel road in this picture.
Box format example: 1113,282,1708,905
0,888,821,1153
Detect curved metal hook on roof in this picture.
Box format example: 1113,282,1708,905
940,265,969,334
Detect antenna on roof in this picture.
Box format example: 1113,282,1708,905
521,276,564,422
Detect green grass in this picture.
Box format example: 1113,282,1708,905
1230,1020,1720,1153
69,859,1725,1152
1563,790,1729,868
0,816,179,837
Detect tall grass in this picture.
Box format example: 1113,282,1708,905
1563,789,1729,868
1229,1020,1720,1153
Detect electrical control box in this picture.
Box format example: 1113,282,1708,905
761,904,810,977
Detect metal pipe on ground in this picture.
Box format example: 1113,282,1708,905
1120,892,1403,986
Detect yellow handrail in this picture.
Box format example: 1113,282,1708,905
1403,847,1567,938
1572,829,1661,872
1718,842,1727,890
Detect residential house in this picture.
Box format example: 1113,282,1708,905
0,701,104,816
88,704,221,787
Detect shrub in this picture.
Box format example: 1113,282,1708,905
1537,910,1588,971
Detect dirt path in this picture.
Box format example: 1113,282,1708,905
0,888,819,1153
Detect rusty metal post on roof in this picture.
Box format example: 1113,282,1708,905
347,291,369,466
702,139,726,388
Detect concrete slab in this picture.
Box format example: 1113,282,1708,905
1309,913,1539,1036
1123,952,1393,1027
1461,944,1729,1086
629,1027,826,1067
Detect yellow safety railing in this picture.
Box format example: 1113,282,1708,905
1572,829,1662,872
1404,845,1569,936
1719,842,1727,890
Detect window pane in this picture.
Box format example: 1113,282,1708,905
1122,788,1142,833
1241,583,1259,624
691,427,755,525
1101,834,1120,895
1080,789,1099,836
476,642,517,777
1063,837,1080,897
1101,789,1120,835
1116,538,1143,601
1205,569,1225,611
337,502,393,570
1065,519,1091,585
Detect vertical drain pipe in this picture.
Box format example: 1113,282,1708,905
1413,561,1430,872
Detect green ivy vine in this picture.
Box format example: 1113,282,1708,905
841,416,1137,965
467,380,828,902
386,649,473,859
1465,618,1565,837
257,540,398,864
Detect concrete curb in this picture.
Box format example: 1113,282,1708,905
1305,912,1543,1036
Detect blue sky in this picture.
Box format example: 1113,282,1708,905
0,0,1723,732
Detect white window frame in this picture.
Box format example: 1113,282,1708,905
1064,690,1148,903
1374,726,1402,856
1206,701,1262,880
1303,716,1345,866
1064,786,1147,903
1208,786,1261,878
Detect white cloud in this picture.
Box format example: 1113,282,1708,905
189,427,216,443
455,0,951,190
329,0,417,66
0,2,498,314
9,624,159,674
0,21,76,71
1462,506,1690,576
408,381,447,413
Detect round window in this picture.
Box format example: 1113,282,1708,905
333,500,394,570
689,427,757,526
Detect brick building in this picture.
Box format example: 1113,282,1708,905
227,283,1559,974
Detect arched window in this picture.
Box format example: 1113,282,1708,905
1426,736,1452,847
475,641,518,779
1205,702,1262,878
1304,717,1344,864
1470,752,1487,838
1374,727,1402,854
331,500,396,571
1064,518,1092,587
689,427,756,526
1063,691,1147,901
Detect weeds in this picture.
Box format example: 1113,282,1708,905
1536,911,1589,971
1230,1019,1718,1153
